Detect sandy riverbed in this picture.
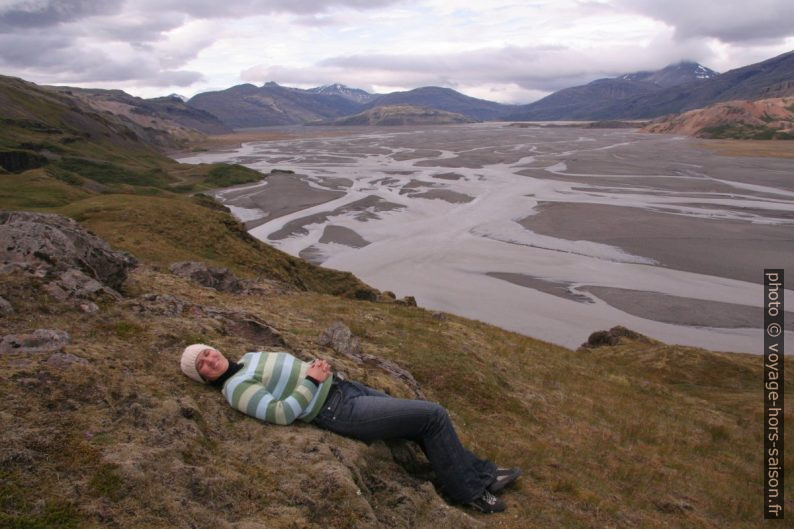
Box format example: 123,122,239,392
177,124,794,353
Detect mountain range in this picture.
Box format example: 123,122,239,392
510,51,794,121
2,50,791,138
188,82,364,128
183,50,794,127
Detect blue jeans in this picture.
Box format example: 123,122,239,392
311,380,496,503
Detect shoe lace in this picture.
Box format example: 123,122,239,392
482,490,498,505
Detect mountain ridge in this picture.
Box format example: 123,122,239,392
510,51,794,120
312,104,479,126
178,51,793,127
188,82,365,127
307,83,377,104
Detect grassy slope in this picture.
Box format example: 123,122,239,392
1,264,790,529
0,74,375,298
1,74,792,528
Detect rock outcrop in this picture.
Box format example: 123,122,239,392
0,329,70,355
579,325,653,349
0,211,137,304
318,321,426,399
169,261,244,293
125,293,286,349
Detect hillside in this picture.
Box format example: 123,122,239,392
643,97,794,139
510,51,794,120
314,105,478,126
508,61,718,121
187,83,513,127
0,74,280,199
1,206,789,529
48,86,232,138
0,74,378,298
1,72,792,529
363,86,514,121
188,82,363,128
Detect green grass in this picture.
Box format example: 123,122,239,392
0,170,92,209
55,193,378,298
699,122,794,140
0,472,82,529
54,157,170,187
88,464,127,501
204,163,264,188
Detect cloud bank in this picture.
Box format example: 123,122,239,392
0,0,791,101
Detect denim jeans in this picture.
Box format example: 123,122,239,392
311,380,496,503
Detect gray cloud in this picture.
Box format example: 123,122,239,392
141,0,404,18
0,0,123,28
89,12,188,43
0,0,789,99
237,34,722,104
314,40,715,93
619,0,794,43
0,32,72,66
0,0,401,30
0,0,405,90
0,30,203,86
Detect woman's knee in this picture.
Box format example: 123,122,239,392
426,402,450,425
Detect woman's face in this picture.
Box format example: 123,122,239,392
195,347,229,382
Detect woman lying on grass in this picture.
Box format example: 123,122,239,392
181,344,521,514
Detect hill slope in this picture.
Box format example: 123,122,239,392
510,51,794,120
364,86,514,121
48,86,232,138
1,212,788,529
188,82,364,128
0,74,380,299
315,104,478,126
643,97,794,139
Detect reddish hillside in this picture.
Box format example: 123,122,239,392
643,97,794,139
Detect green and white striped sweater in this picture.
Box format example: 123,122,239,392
222,351,333,425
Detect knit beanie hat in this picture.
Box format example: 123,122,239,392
181,344,211,383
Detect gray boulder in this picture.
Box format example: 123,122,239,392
317,320,362,357
0,329,70,355
168,261,243,293
0,295,13,315
580,325,653,349
46,352,89,369
317,321,425,399
0,211,137,293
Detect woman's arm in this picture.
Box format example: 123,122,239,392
225,377,322,425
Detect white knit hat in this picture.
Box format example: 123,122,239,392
181,343,211,383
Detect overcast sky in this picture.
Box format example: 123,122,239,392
1,0,792,103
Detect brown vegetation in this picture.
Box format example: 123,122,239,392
643,97,794,140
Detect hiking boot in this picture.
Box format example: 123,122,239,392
467,490,507,513
487,467,523,494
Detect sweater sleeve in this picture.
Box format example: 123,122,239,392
225,376,320,425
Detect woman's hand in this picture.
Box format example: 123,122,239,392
307,358,332,382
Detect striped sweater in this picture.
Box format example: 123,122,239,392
222,351,333,425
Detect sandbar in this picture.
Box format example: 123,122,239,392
215,172,345,229
582,285,794,329
319,225,371,248
268,195,405,240
485,272,592,303
518,202,794,283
